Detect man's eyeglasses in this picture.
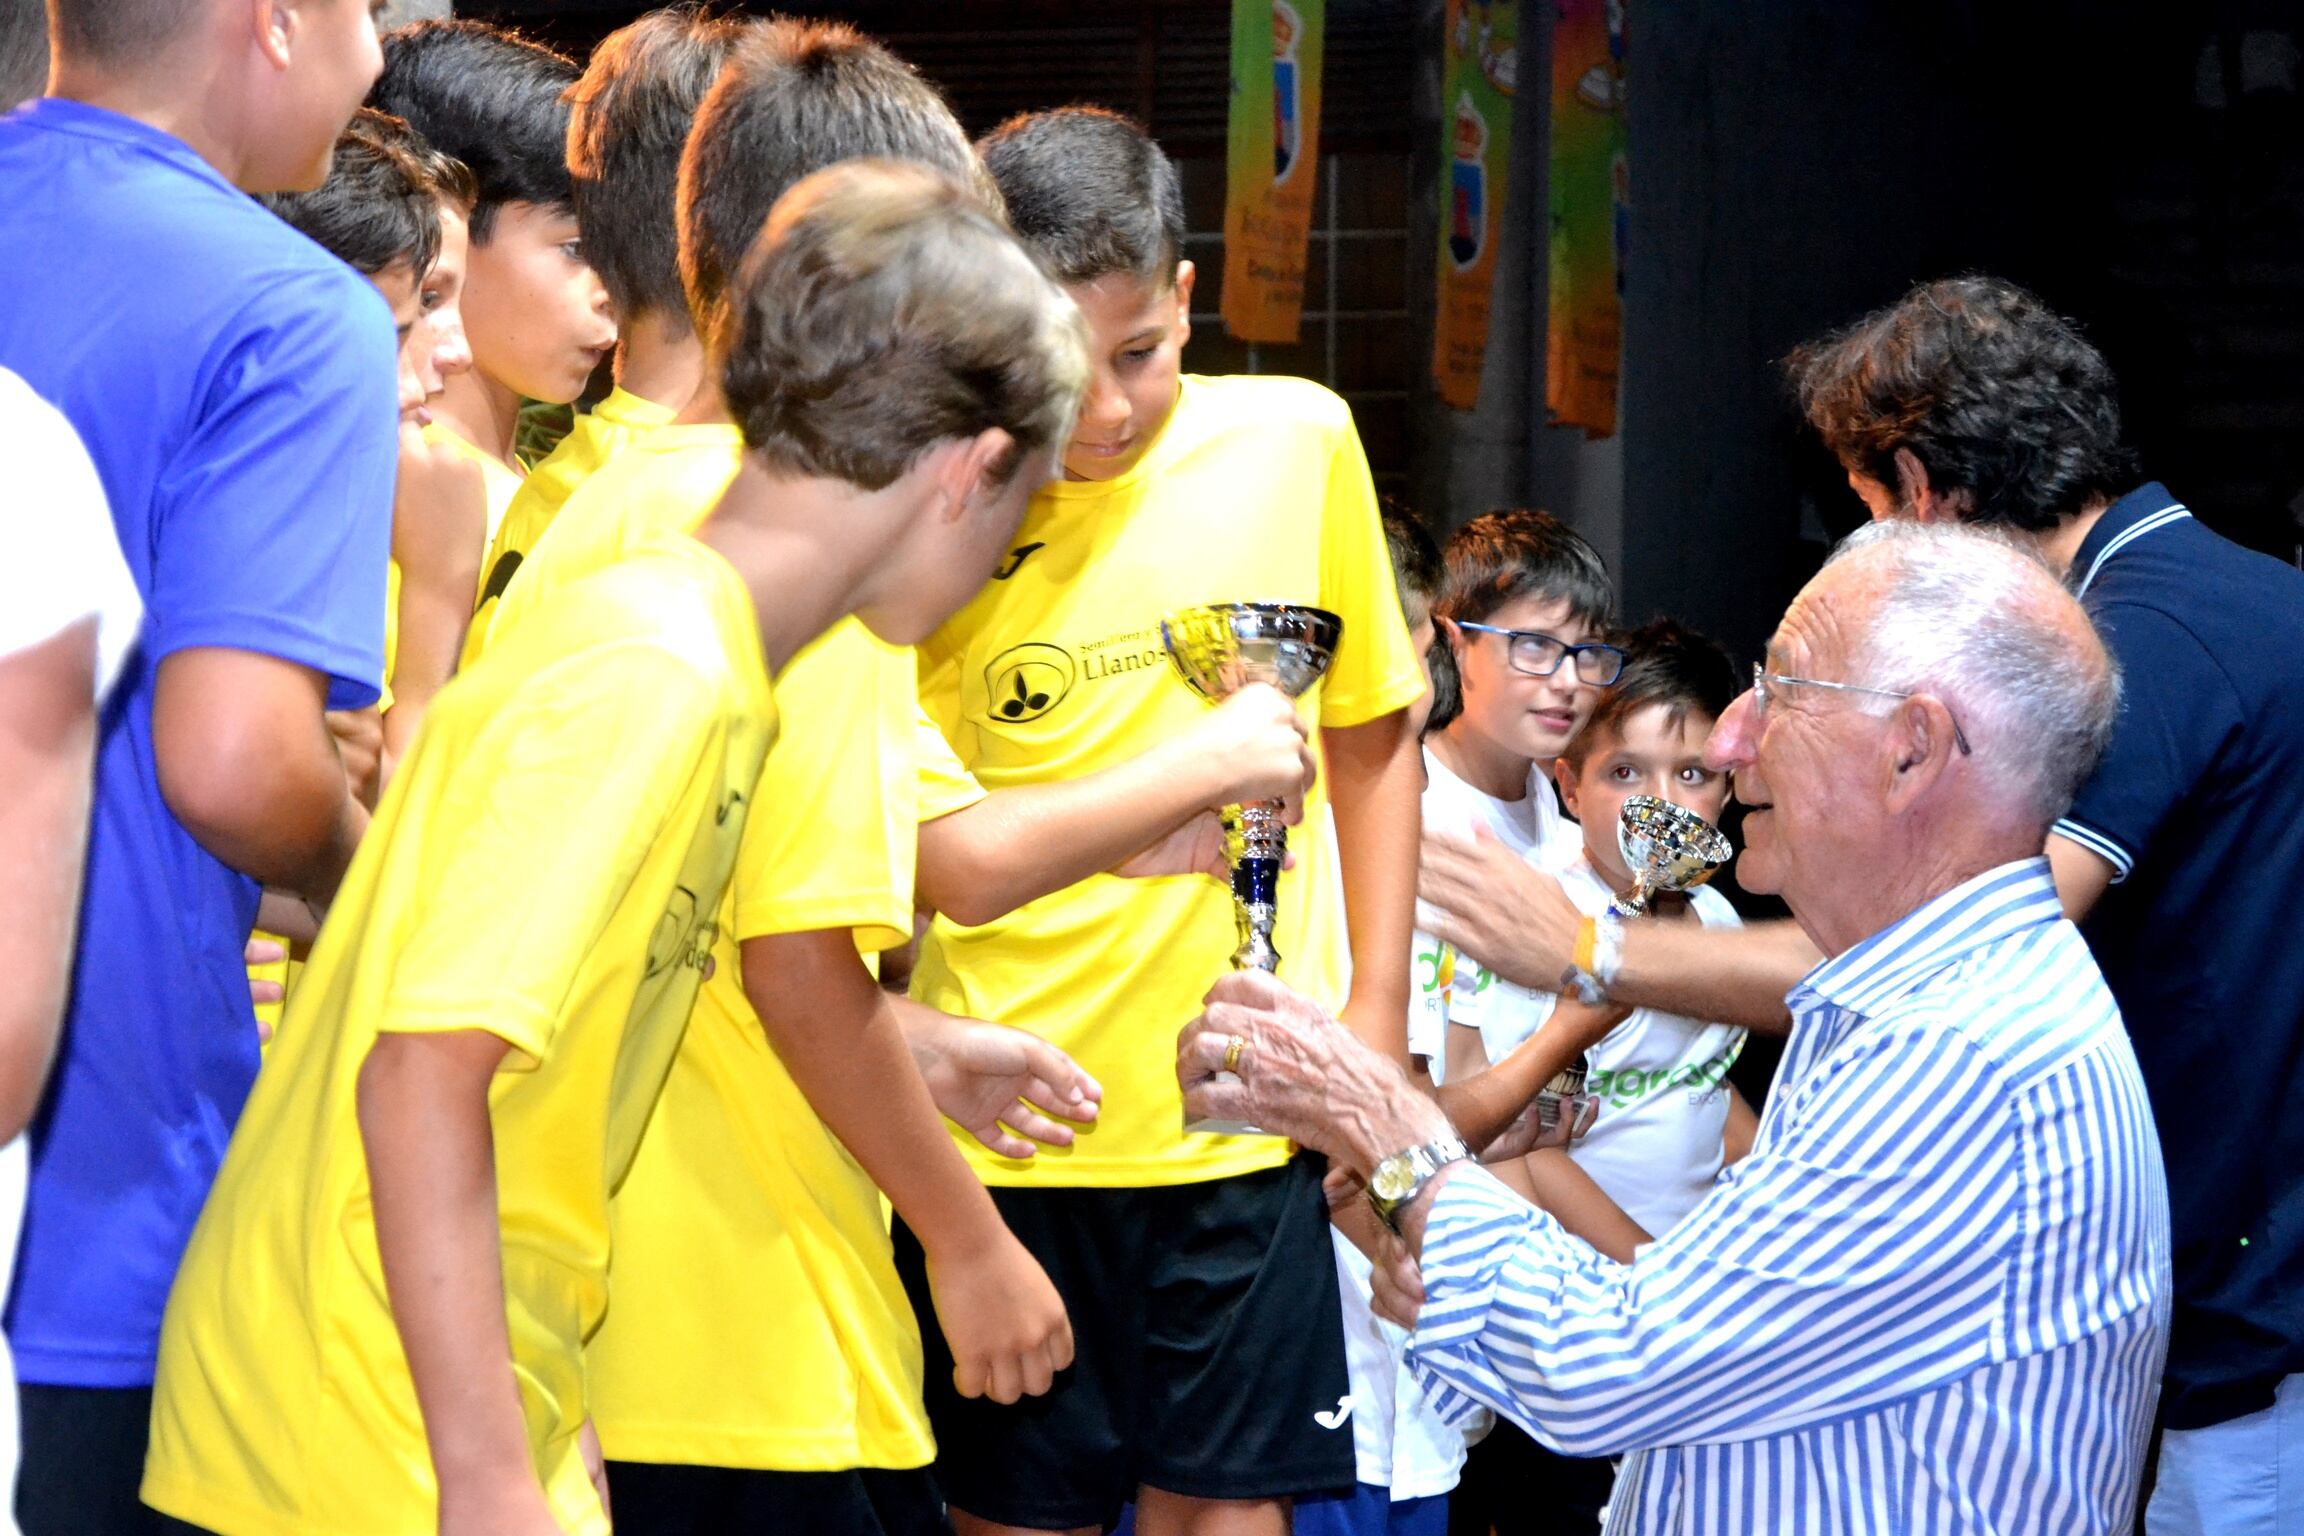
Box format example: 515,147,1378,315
1751,664,1973,756
1455,623,1627,686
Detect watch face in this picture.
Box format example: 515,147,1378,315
1370,1158,1417,1202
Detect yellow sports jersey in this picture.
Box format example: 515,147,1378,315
469,388,675,666
913,374,1424,1187
480,423,741,660
915,698,989,823
491,420,934,1471
145,531,778,1536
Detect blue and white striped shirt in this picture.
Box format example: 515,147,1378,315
1406,860,2171,1533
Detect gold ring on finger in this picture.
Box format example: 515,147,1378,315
1223,1035,1246,1075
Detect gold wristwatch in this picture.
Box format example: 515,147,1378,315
1365,1131,1470,1234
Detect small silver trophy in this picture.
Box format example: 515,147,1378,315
1160,603,1343,972
1162,603,1342,1135
1537,795,1735,1142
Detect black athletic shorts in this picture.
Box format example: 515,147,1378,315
893,1153,1355,1531
605,1461,949,1536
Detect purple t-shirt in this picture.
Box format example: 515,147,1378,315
0,100,396,1385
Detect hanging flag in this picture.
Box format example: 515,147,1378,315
1545,0,1626,436
1432,0,1518,409
1223,0,1325,344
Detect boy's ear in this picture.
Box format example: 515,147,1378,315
1171,261,1196,341
933,428,1020,522
254,0,296,69
1552,755,1582,817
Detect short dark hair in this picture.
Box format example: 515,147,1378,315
1,0,47,114
1381,501,1458,732
678,19,978,339
568,6,745,325
259,109,443,278
1436,508,1615,632
1786,276,2142,533
45,0,186,73
370,19,579,243
720,159,1088,492
1560,619,1740,769
358,105,479,213
976,107,1184,286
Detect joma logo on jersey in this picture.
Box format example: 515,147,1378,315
644,886,719,982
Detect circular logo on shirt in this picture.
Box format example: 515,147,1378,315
983,642,1075,723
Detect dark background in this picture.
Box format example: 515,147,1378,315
466,0,2304,667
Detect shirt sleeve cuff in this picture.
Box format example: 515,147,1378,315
2051,817,2135,884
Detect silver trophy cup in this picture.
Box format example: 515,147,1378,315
1160,602,1343,972
1538,796,1736,1141
1162,603,1342,1136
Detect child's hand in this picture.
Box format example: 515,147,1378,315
1368,1227,1427,1331
1184,682,1315,811
926,1233,1075,1404
911,1013,1101,1158
1113,809,1301,886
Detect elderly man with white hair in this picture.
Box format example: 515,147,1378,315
1180,521,2171,1534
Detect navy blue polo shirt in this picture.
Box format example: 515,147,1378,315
2054,482,2304,1430
0,100,395,1386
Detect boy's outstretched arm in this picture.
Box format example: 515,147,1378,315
1324,705,1422,1064
743,929,1073,1404
916,682,1313,927
357,1029,567,1536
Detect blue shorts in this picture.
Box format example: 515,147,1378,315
1290,1482,1449,1536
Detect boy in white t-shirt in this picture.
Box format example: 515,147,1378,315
1442,618,1758,1532
1315,509,1623,1536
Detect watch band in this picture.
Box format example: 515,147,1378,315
1365,1131,1471,1234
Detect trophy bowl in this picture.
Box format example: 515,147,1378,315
1613,794,1733,916
1161,603,1344,704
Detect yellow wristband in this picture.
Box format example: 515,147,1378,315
1572,915,1598,978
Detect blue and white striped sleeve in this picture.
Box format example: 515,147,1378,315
1406,1008,2020,1457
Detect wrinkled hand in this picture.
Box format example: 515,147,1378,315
911,1012,1101,1160
328,706,385,808
1182,682,1316,813
1419,826,1583,991
925,1234,1075,1404
1177,970,1449,1170
1367,1225,1428,1331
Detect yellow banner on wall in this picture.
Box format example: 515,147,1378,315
1223,0,1324,344
1432,0,1517,410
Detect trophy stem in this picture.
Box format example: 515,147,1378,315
1229,799,1286,971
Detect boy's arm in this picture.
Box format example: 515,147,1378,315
916,682,1313,927
1518,1148,1651,1263
1723,1083,1759,1165
356,1029,565,1536
1436,998,1628,1153
1324,705,1422,1063
381,426,491,772
0,619,97,1142
1419,827,1813,1031
742,929,1072,1404
152,648,370,900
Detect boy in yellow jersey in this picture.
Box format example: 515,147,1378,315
141,160,1090,1536
486,27,1082,1536
475,9,747,669
368,20,618,643
899,108,1428,1536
